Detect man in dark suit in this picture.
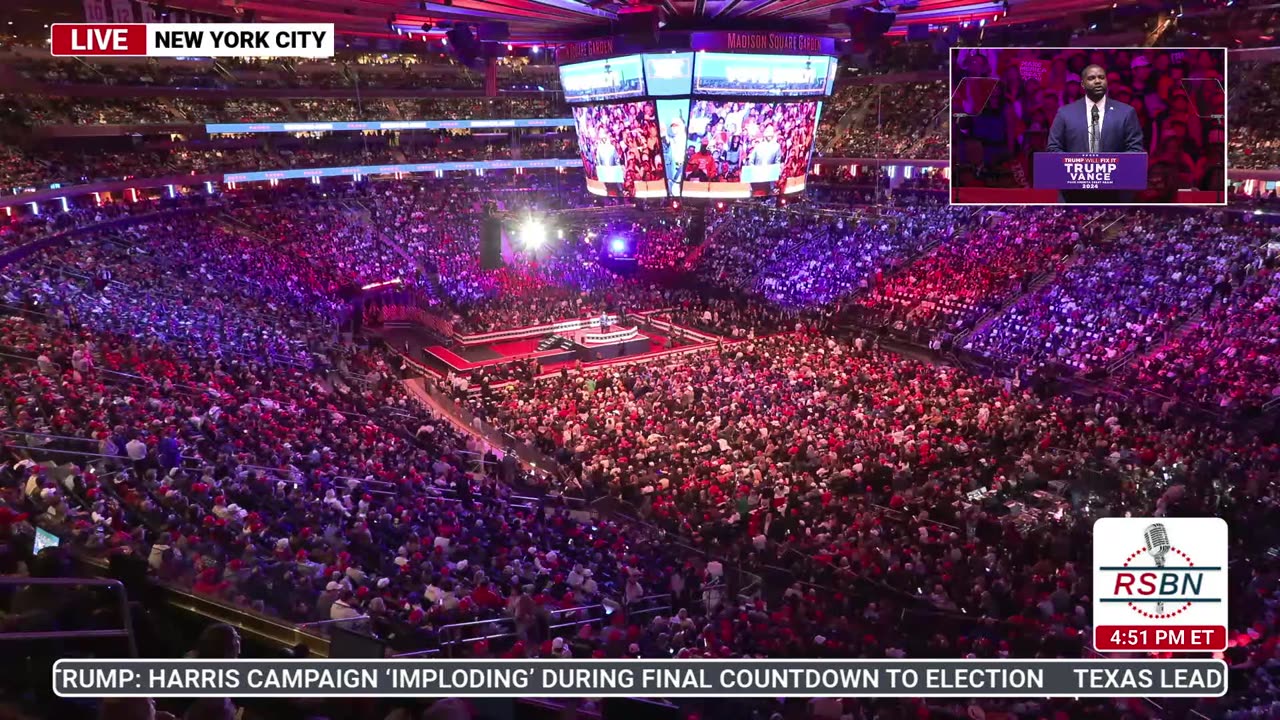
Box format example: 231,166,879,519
1045,64,1147,203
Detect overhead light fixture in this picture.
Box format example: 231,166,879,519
522,220,547,249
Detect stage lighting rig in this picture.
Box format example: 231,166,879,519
521,219,548,249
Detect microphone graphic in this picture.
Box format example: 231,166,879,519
1143,523,1171,615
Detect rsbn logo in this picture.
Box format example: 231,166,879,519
1099,522,1224,620
1093,517,1228,652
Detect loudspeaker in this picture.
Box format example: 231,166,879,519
614,6,659,41
847,7,895,40
446,24,480,66
481,216,503,270
476,21,510,41
867,10,896,37
686,208,707,246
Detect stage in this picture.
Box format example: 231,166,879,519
415,318,669,376
561,324,653,361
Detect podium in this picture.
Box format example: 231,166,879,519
597,165,625,183
1033,152,1148,191
741,163,782,183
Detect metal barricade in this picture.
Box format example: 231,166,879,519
0,577,138,657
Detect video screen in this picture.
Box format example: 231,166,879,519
643,52,694,96
655,98,689,197
949,47,1227,206
560,55,647,104
571,101,667,198
679,100,821,197
693,52,835,97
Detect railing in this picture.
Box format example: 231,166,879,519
0,576,138,657
296,615,373,640
451,314,618,347
428,603,614,658
413,378,566,490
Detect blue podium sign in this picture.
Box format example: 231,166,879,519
1033,152,1148,191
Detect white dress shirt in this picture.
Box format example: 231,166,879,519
1087,96,1107,150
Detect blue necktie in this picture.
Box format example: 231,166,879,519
1090,105,1100,153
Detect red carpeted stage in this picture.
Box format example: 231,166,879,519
420,317,665,375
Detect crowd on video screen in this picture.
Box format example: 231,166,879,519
571,101,665,197
680,100,819,195
951,47,1227,200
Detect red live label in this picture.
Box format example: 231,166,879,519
51,24,146,56
1095,625,1226,651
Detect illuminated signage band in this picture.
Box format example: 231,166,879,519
223,158,582,184
693,53,836,97
690,32,837,56
557,37,618,65
205,118,575,134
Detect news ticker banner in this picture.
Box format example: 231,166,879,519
51,23,335,57
1093,517,1229,653
222,158,583,185
205,119,576,135
54,659,1227,698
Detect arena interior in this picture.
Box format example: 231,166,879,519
2,1,1280,719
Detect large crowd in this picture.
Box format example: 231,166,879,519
3,33,1280,720
697,204,953,309
2,180,1280,720
1115,245,1280,415
4,94,569,129
1230,61,1280,170
965,211,1271,379
2,48,565,93
1,133,578,191
821,81,949,160
854,207,1086,344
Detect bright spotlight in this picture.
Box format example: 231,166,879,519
522,220,547,249
609,237,629,255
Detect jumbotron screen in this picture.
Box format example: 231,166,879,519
558,51,833,198
571,101,667,198
675,99,821,198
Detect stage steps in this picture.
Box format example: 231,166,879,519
536,334,576,351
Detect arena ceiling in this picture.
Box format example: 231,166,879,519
132,0,1132,42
